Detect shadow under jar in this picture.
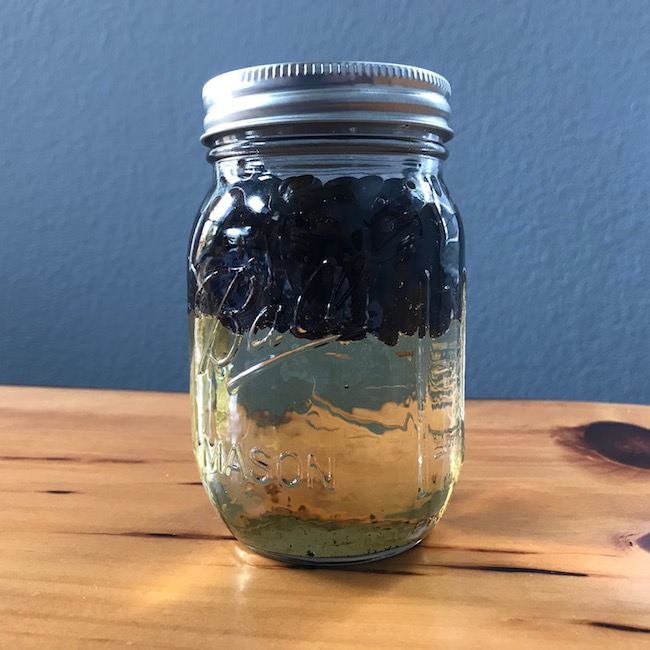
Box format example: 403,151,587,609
189,62,466,565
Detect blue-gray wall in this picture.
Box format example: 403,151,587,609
1,0,649,403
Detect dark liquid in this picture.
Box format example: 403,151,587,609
189,173,464,345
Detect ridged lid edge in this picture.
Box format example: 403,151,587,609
204,61,451,97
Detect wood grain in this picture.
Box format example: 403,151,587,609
1,386,649,649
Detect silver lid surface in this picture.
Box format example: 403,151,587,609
201,61,453,144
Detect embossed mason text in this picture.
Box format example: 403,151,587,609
198,438,336,492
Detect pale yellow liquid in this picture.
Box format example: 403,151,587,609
190,313,464,563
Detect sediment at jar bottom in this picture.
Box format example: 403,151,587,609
209,482,456,563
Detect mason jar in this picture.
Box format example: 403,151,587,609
188,62,465,565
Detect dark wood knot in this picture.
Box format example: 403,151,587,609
582,421,650,470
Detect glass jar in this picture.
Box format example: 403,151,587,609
189,62,465,565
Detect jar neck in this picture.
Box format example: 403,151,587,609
205,122,448,182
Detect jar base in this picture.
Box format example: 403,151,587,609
244,538,422,567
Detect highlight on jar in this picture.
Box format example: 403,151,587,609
188,62,466,565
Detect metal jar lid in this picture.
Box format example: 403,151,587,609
201,61,452,144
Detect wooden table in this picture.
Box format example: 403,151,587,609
1,387,649,649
